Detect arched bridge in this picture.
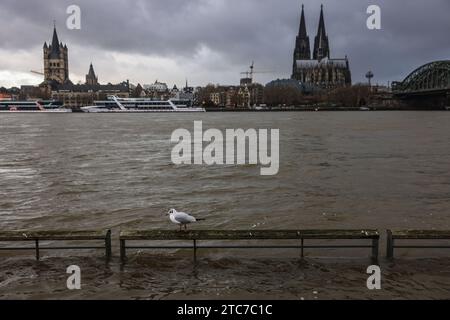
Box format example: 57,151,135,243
393,60,450,97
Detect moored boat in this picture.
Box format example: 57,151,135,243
0,100,71,113
81,96,205,113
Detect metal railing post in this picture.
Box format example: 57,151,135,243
105,230,112,260
35,239,40,261
193,239,197,262
386,230,394,259
371,238,379,262
301,238,304,258
120,239,126,262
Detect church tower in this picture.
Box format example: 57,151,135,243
291,4,351,89
313,5,330,61
43,24,70,84
292,4,311,75
86,63,99,85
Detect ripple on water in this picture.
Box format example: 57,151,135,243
0,112,450,298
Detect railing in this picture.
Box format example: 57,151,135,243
119,229,380,262
2,229,450,261
387,229,450,259
0,230,112,261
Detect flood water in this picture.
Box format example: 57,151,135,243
1,112,450,299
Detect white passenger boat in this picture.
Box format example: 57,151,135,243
81,96,205,113
0,100,71,113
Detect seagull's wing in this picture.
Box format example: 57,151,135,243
169,214,181,225
174,212,196,224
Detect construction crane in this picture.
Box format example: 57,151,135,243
240,61,273,84
30,70,44,76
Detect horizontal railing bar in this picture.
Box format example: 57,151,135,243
393,246,450,249
126,245,374,249
0,238,107,241
121,237,379,239
120,229,380,241
121,239,378,243
38,247,106,250
0,247,105,250
0,247,37,251
392,238,450,240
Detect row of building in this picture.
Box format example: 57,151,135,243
205,83,264,108
6,4,353,109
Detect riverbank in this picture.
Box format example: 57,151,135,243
204,106,450,112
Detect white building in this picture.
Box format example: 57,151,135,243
144,80,168,92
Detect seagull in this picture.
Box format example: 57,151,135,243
168,209,204,231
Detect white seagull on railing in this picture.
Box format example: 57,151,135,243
168,209,204,231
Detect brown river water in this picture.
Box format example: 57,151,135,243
0,112,450,299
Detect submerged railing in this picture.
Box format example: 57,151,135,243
0,230,112,260
2,229,450,262
119,229,380,262
386,229,450,259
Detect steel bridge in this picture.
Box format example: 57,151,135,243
392,61,450,107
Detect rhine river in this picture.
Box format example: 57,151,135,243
1,112,450,299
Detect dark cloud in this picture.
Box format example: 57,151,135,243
0,0,449,86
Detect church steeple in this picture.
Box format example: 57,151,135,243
292,4,311,77
43,22,70,85
313,4,330,60
317,5,326,37
298,4,307,38
50,24,61,58
86,63,99,85
88,63,95,76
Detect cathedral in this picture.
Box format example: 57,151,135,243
42,24,72,86
292,5,351,90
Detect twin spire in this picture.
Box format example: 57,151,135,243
298,4,307,38
295,4,330,61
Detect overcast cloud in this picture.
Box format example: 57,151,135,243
0,0,449,88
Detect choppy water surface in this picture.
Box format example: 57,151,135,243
1,112,450,299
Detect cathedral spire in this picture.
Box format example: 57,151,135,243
317,4,326,39
313,4,330,60
293,3,311,67
299,4,307,38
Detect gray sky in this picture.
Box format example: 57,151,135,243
0,0,449,88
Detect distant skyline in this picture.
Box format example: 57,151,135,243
0,0,449,88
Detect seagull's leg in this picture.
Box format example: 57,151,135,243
185,224,187,231
179,225,182,232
